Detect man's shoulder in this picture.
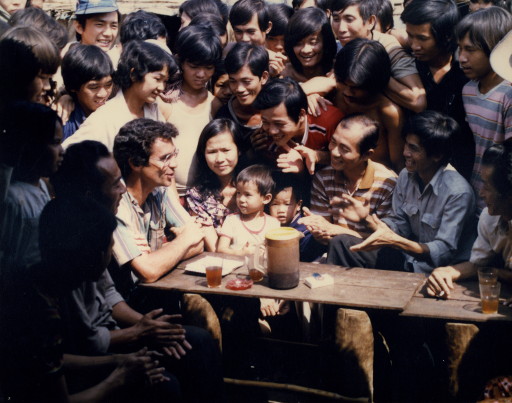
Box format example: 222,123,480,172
370,160,398,181
437,165,474,195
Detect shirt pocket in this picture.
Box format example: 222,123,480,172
402,203,419,219
149,220,166,251
420,213,442,242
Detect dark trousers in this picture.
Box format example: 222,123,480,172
327,234,405,270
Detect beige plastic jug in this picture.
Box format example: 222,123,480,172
265,227,302,289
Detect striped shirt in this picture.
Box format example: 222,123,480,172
310,160,397,232
112,187,185,268
463,80,512,208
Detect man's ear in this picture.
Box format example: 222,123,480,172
265,21,273,35
299,108,307,123
261,70,270,86
263,193,273,205
129,68,136,83
362,148,374,162
128,158,141,172
367,15,377,31
74,20,84,35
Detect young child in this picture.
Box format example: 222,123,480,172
457,7,512,209
217,164,280,256
269,172,326,262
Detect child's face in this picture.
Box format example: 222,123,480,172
458,33,492,81
76,75,113,115
269,187,301,225
236,180,271,216
181,60,215,91
213,73,232,104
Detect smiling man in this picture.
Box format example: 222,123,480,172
111,118,207,287
328,111,477,274
427,141,512,298
74,0,120,52
253,77,343,174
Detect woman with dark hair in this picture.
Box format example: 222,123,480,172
186,118,241,237
179,0,228,29
163,25,222,196
282,7,337,82
63,40,179,151
189,13,228,48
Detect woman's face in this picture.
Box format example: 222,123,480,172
132,66,169,104
204,131,239,179
27,71,53,105
293,30,324,69
181,60,215,91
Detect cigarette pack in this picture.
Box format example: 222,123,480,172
304,273,334,289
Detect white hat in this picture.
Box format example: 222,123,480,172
490,30,512,82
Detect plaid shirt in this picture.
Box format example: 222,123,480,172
310,160,397,233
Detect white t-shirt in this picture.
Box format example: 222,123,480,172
219,213,280,251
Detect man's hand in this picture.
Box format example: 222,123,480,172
307,93,332,117
277,146,305,173
170,221,204,247
426,266,459,299
298,207,331,230
250,128,269,152
350,214,396,252
112,348,169,386
293,145,317,175
268,49,287,77
332,194,370,224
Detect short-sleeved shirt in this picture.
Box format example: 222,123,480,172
383,164,477,274
416,59,474,179
0,179,51,273
470,208,512,270
463,80,512,208
310,160,397,233
61,270,124,355
219,213,280,251
373,31,418,80
112,187,183,268
186,186,235,232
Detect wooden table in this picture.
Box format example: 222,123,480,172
401,278,512,322
142,252,426,311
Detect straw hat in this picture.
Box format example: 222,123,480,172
490,30,512,82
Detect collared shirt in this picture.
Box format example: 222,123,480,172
310,160,397,233
0,5,10,23
112,187,184,268
62,103,87,141
470,208,512,270
383,164,477,274
62,90,162,151
61,270,123,355
0,179,51,273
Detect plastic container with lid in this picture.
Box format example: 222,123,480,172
265,227,302,289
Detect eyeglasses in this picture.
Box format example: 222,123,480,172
149,149,179,167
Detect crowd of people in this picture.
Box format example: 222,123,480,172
0,0,511,400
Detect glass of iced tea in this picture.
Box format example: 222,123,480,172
205,265,222,288
480,282,500,314
245,243,266,282
478,267,498,286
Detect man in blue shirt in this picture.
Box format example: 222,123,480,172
328,110,477,274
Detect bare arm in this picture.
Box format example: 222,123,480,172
130,221,204,283
385,74,426,113
381,102,405,172
426,262,477,298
